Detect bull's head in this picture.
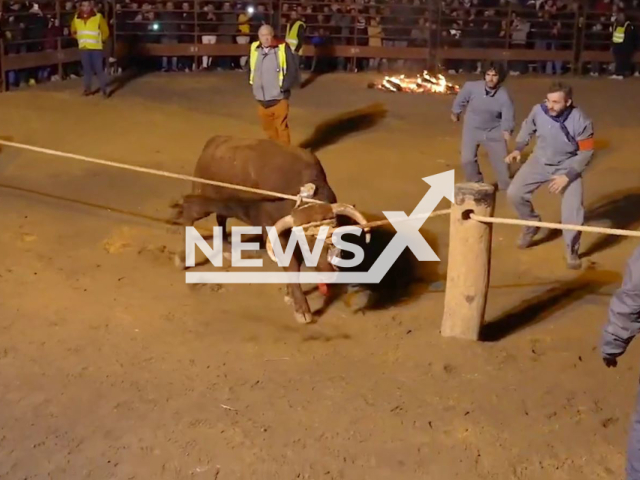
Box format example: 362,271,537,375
265,203,371,267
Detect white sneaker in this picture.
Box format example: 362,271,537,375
609,75,623,80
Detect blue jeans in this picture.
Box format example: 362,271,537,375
6,44,27,88
162,56,178,71
535,40,562,75
80,49,107,93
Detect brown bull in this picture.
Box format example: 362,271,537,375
172,135,370,324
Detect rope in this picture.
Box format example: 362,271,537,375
0,139,453,236
0,139,326,204
296,207,452,235
353,207,452,231
469,213,640,238
16,139,628,239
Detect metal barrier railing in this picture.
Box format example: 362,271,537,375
579,9,640,67
0,0,635,90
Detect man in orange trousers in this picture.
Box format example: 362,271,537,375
248,25,299,145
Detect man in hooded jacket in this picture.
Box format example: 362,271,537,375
601,244,640,480
451,62,515,191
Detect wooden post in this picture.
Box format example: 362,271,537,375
574,5,585,75
441,182,496,340
435,0,442,69
56,0,62,80
427,0,436,70
505,3,512,50
0,39,5,93
0,0,4,93
194,0,199,71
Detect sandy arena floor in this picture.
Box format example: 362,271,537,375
1,71,640,479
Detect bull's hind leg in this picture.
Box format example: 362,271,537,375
216,214,229,243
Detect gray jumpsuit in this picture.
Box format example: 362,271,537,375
507,104,595,256
451,80,515,190
601,244,640,480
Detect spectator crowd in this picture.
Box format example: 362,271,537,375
1,0,638,89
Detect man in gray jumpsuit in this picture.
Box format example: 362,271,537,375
505,82,594,270
601,244,640,480
451,62,515,191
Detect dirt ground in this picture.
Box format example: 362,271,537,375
1,70,640,480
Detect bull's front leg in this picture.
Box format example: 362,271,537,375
216,214,229,243
284,251,314,324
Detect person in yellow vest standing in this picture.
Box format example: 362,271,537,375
285,11,306,74
71,0,110,97
236,4,251,70
610,11,637,80
248,25,298,145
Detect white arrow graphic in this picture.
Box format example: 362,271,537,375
410,170,455,220
357,169,454,282
186,170,454,284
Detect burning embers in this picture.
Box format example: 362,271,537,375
368,71,460,95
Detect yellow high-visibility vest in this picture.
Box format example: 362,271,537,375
249,41,287,87
285,20,305,54
613,22,630,44
238,13,250,34
72,14,106,50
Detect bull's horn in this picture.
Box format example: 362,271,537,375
331,203,371,243
266,214,295,263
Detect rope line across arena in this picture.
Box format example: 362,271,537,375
468,213,640,238
2,139,640,239
0,139,326,205
349,210,640,238
324,211,640,240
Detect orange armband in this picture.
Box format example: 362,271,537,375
578,138,594,151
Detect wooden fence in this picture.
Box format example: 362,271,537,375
1,0,638,91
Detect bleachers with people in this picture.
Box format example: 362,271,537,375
1,0,640,91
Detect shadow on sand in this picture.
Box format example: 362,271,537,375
582,188,640,257
320,212,444,314
522,188,640,255
0,183,173,227
481,268,621,341
300,72,323,90
107,66,154,97
298,102,387,153
106,37,158,96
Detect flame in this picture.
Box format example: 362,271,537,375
370,71,460,95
